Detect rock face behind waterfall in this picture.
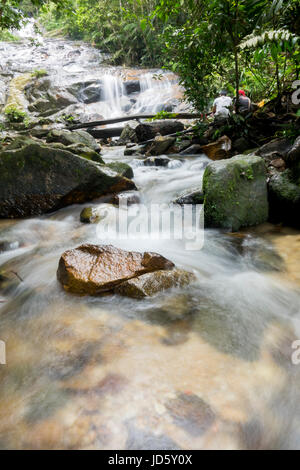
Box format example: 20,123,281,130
203,155,268,231
0,144,136,218
57,244,195,297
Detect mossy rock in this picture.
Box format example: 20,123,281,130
203,154,268,231
106,162,134,179
46,129,100,152
80,207,103,224
0,143,136,218
47,142,104,164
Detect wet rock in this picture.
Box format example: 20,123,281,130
120,120,184,144
66,79,101,100
0,144,136,218
174,188,204,205
105,162,134,179
124,80,141,95
268,169,300,228
57,244,175,295
115,269,195,299
47,87,77,110
200,135,231,161
269,158,286,171
144,156,171,167
286,135,300,167
166,393,215,437
242,237,285,271
110,191,141,206
180,144,203,155
203,154,268,231
0,269,22,293
232,137,252,153
257,138,292,161
24,77,51,102
1,135,38,151
80,207,103,224
146,136,176,156
46,142,104,164
150,120,184,136
80,83,103,104
46,129,100,152
28,98,53,114
119,121,140,144
124,144,146,156
0,240,20,252
174,140,193,153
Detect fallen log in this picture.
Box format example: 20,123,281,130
87,127,124,139
68,113,203,131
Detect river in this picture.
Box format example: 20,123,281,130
0,24,300,450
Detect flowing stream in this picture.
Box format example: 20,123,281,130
1,25,300,450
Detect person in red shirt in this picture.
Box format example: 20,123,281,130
236,89,252,113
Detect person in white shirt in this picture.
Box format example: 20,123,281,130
212,90,233,118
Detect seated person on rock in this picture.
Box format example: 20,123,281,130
235,89,252,114
212,90,233,123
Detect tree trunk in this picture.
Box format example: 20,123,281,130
234,46,240,114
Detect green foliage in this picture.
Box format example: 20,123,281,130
40,0,168,66
144,0,299,111
147,110,177,121
31,68,48,78
0,1,71,31
0,29,20,41
4,106,28,123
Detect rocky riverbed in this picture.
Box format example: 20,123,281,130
0,23,300,450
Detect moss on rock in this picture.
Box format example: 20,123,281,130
203,154,268,231
106,162,134,179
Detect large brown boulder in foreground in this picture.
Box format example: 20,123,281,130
57,244,176,295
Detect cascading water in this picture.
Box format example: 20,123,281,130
0,24,300,450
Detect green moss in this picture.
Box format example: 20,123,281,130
106,162,134,179
4,106,28,123
203,155,268,231
31,69,48,79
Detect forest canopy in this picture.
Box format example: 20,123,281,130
1,0,299,111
